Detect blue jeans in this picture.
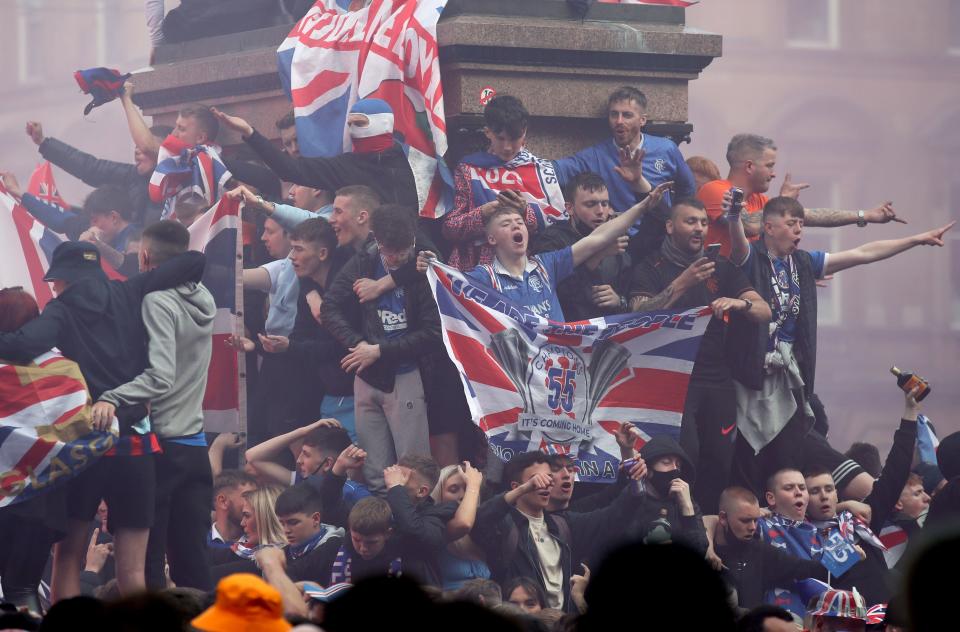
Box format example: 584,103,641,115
321,395,356,443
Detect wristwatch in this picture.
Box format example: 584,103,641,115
742,298,753,312
856,210,867,227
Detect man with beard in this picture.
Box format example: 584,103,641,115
552,86,693,262
530,172,634,321
698,134,904,259
207,471,257,564
553,86,692,218
629,198,770,513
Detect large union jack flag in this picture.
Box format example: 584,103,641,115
277,0,453,218
425,260,710,483
0,351,117,507
0,163,123,309
187,196,245,433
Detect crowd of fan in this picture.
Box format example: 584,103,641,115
0,25,958,631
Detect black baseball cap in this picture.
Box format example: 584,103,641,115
43,241,107,283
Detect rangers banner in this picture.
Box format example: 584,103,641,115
426,260,711,482
277,0,453,218
0,352,117,507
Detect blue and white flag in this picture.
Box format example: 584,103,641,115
916,413,940,465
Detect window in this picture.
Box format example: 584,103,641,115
16,0,45,84
786,0,839,49
950,0,960,53
950,179,960,328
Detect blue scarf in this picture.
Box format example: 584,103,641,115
288,525,342,560
766,253,802,350
329,544,401,584
759,514,821,617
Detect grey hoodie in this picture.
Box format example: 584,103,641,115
100,282,216,439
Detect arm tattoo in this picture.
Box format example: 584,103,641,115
804,208,857,227
630,285,675,312
741,212,762,227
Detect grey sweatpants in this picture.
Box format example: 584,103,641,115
355,368,431,494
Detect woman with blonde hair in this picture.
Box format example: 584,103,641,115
238,485,286,552
212,484,286,581
430,462,490,591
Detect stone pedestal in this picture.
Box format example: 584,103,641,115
134,0,720,161
438,0,721,160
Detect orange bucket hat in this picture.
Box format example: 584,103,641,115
192,573,292,632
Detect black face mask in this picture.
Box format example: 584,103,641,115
649,468,682,498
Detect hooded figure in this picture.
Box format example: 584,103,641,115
626,434,707,555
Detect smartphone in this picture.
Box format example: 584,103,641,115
705,243,721,261
728,187,744,217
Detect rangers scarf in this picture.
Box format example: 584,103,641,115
149,135,231,218
461,149,568,232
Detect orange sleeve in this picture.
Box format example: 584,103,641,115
697,180,728,222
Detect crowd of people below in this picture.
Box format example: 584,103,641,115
0,63,957,632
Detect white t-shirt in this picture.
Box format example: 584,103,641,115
521,510,564,609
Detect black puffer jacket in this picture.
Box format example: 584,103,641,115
39,137,163,227
320,242,442,392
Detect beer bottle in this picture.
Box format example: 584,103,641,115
890,366,930,401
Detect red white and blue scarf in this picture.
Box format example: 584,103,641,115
149,135,231,218
461,149,567,231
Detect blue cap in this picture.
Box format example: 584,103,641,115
349,98,393,116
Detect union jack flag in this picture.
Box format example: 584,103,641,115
865,603,887,625
187,196,245,433
0,351,118,507
425,260,710,483
277,0,454,218
810,588,867,620
149,135,232,218
0,163,123,309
